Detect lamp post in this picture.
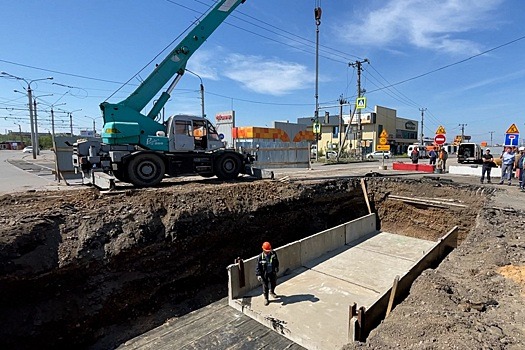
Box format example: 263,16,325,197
1,72,53,159
14,123,23,145
314,4,322,161
185,69,205,118
66,109,82,136
79,115,99,136
49,103,66,149
32,94,53,155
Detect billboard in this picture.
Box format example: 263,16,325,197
215,110,235,148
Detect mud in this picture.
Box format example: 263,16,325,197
1,176,522,350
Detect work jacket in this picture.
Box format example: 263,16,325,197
255,251,279,277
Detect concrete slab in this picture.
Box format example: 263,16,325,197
231,232,436,350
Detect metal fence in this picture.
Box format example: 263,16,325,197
236,140,310,168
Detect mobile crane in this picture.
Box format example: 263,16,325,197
72,0,262,189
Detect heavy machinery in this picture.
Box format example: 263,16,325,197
73,0,263,189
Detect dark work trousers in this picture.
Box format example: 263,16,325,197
481,165,492,183
262,273,277,299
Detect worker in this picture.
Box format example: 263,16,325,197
480,148,494,184
515,147,525,189
429,147,437,165
256,241,280,306
499,146,515,185
438,148,448,172
410,147,419,164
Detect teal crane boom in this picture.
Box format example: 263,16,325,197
100,0,246,148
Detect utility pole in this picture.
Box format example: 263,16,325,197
489,131,495,146
338,95,346,151
51,108,56,147
349,59,369,159
459,123,467,142
314,3,322,161
27,86,36,159
16,123,23,144
69,113,73,136
33,99,41,155
419,108,427,146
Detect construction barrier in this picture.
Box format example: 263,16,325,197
392,162,435,173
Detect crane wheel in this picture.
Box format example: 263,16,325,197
127,153,165,187
215,154,241,180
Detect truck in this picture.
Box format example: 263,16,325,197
72,0,260,189
457,142,482,164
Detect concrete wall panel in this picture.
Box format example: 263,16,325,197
346,213,377,244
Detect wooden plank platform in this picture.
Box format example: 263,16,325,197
117,298,304,350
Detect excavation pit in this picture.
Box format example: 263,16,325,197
0,177,487,349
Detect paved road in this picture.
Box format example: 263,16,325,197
0,150,70,194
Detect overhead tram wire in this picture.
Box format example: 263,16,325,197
167,0,358,64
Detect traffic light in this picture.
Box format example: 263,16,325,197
324,111,329,124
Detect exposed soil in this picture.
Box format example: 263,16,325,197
1,175,523,349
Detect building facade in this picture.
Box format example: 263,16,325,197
298,105,419,156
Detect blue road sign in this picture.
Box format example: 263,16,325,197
504,133,519,146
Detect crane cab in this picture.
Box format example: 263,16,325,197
166,115,225,153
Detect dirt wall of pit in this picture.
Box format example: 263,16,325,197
0,177,488,349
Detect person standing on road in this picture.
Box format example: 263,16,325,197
515,147,525,189
429,147,437,165
499,146,515,185
256,241,280,306
438,148,448,172
410,147,419,164
480,148,494,184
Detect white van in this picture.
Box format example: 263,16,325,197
407,144,428,158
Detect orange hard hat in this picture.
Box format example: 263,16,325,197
262,242,272,251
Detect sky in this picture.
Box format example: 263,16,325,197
0,0,524,145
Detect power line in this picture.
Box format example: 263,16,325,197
366,34,525,93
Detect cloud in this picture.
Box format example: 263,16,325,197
186,50,220,81
336,0,503,55
222,54,314,96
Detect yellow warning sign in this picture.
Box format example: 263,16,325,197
376,145,390,151
506,123,520,134
379,129,388,138
435,125,446,134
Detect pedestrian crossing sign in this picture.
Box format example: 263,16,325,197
356,97,366,109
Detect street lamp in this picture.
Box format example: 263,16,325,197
66,109,82,136
185,69,205,118
1,72,53,159
47,103,66,150
79,115,99,136
14,123,23,145
32,93,53,154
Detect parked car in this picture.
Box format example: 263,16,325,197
326,151,338,159
310,145,317,159
366,150,391,159
22,146,33,154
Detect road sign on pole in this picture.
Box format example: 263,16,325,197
434,134,446,145
504,133,519,147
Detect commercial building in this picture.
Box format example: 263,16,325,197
298,105,419,156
